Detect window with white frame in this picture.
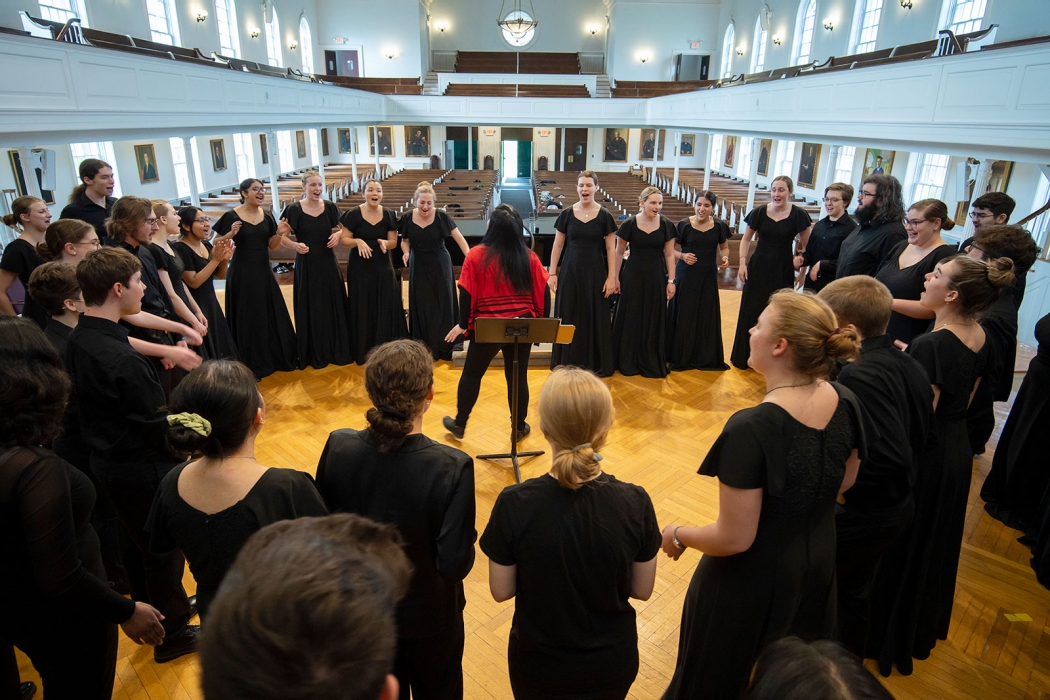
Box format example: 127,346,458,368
214,0,240,57
774,141,796,180
145,0,180,45
189,137,205,193
37,0,89,26
711,134,724,172
298,16,314,74
265,10,282,67
277,131,293,172
721,24,735,79
70,142,121,197
942,0,986,35
739,137,753,176
169,138,191,198
309,129,319,166
232,133,256,182
1028,172,1050,252
750,15,768,72
834,146,857,185
911,153,951,201
792,0,817,65
852,0,884,53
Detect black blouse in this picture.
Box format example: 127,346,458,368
1,238,47,329
875,241,957,344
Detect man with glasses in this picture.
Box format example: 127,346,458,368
960,192,1016,254
835,174,907,280
798,183,859,291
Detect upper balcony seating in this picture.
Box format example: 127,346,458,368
443,83,590,98
316,75,423,94
453,51,581,74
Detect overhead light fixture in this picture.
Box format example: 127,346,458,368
497,0,538,38
250,27,260,38
823,19,834,31
195,10,207,22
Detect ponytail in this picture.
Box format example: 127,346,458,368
69,158,111,203
538,368,614,490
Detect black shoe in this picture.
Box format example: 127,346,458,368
516,422,531,442
443,416,465,439
154,625,200,663
188,594,198,620
20,682,36,700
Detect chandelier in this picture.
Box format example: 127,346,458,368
497,0,538,38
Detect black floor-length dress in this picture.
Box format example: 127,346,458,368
282,200,353,368
551,207,618,376
399,210,459,360
171,240,238,361
875,241,957,344
215,210,298,378
663,384,868,700
612,215,675,378
340,206,407,364
865,329,990,675
729,205,812,369
667,217,730,371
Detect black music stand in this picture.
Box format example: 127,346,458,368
474,317,569,483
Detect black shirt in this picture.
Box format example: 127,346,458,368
66,315,168,458
44,318,72,358
480,472,660,654
802,214,857,291
834,218,906,279
316,429,476,638
0,237,47,329
836,335,935,513
117,241,178,343
60,192,117,244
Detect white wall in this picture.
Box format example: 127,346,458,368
428,0,606,57
607,1,721,82
314,0,423,78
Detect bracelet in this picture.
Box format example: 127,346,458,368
672,526,686,550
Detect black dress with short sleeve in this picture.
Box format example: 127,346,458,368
215,210,298,378
865,329,990,675
340,206,407,364
146,463,328,618
667,217,731,371
664,384,869,700
551,207,618,376
399,210,459,360
282,200,353,369
611,215,676,378
1,238,47,329
875,241,957,344
730,205,812,369
171,240,238,360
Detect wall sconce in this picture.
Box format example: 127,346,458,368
735,46,745,55
289,41,297,50
637,51,652,63
823,19,834,31
772,35,782,45
435,20,448,32
249,27,260,38
900,0,912,7
586,23,600,35
385,49,397,59
195,10,207,22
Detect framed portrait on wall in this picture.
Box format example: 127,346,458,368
210,139,227,172
679,134,695,156
7,150,56,204
405,126,430,157
296,130,307,159
797,142,821,189
723,135,738,169
987,160,1013,194
862,149,895,180
338,128,353,154
369,126,393,157
133,144,159,184
756,139,772,177
638,129,667,161
259,133,269,165
604,128,628,162
321,128,330,157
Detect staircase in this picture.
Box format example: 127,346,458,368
594,74,611,98
423,71,441,96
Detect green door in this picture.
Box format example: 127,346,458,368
516,141,532,178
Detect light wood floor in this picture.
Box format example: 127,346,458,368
16,288,1050,699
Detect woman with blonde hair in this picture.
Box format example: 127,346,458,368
149,200,208,341
1,195,50,328
399,181,470,360
480,367,660,700
279,171,352,368
662,290,869,700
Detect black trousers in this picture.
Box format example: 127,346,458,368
455,341,532,430
1,613,117,700
90,452,192,635
835,499,914,657
394,615,465,700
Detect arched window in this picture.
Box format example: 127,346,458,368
299,15,314,74
145,0,180,45
850,0,884,53
792,0,817,65
37,0,90,26
750,15,768,72
214,0,240,57
940,0,986,34
720,23,735,79
265,7,282,67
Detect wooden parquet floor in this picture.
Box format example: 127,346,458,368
15,288,1050,699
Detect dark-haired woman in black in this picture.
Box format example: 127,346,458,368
147,360,327,618
214,179,298,378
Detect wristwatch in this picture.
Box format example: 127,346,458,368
668,279,676,284
672,526,686,550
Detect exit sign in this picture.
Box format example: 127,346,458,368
688,41,701,49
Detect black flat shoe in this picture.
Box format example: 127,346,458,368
442,416,465,440
188,594,198,620
516,422,531,442
154,625,200,664
21,682,36,700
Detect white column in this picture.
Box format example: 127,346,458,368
316,127,326,198
745,137,760,230
672,131,681,197
703,133,713,191
560,128,567,171
651,129,661,184
963,159,993,239
266,129,280,218
819,144,840,217
467,126,473,170
373,126,381,179
15,148,42,198
183,137,200,207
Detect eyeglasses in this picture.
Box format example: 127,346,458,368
194,218,210,225
145,217,159,227
77,239,102,248
249,186,265,193
823,197,842,204
904,218,928,228
858,190,878,199
970,211,993,220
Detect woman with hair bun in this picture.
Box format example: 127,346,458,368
1,195,50,328
662,290,869,700
214,178,298,378
280,171,352,368
875,198,958,344
147,359,327,618
480,367,660,700
172,207,237,361
316,339,476,699
867,254,1013,676
36,218,100,264
745,637,893,700
399,181,470,360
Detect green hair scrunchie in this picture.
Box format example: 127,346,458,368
167,412,212,437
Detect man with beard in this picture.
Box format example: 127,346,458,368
832,174,907,279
